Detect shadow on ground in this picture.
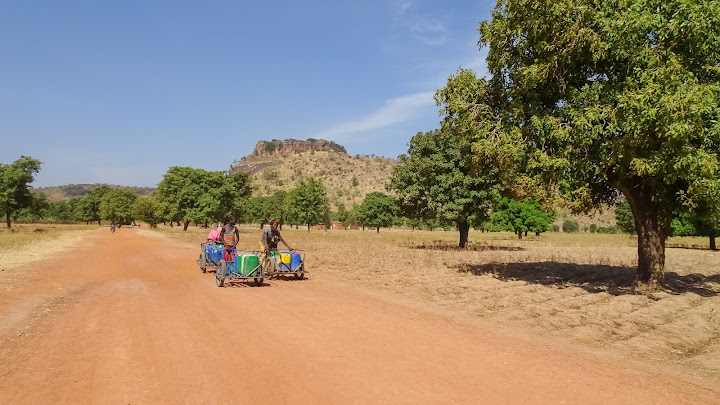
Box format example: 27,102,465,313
455,261,720,297
409,241,524,252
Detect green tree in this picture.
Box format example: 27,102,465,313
267,190,289,229
11,191,49,222
357,192,397,233
228,171,253,223
74,185,110,225
100,188,138,224
615,200,636,234
247,196,271,228
332,203,349,227
0,156,42,227
435,0,720,291
488,197,554,238
670,211,720,250
47,199,79,222
389,128,500,247
562,220,580,234
155,167,237,230
287,177,329,231
133,196,161,228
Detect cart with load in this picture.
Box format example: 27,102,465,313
197,242,224,273
262,249,307,280
215,249,266,287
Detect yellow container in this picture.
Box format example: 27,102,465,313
280,253,291,264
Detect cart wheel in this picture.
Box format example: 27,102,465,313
254,278,263,286
295,272,305,280
216,260,226,287
198,253,207,273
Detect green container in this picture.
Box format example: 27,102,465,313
241,255,259,275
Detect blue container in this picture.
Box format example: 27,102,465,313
226,259,238,273
209,246,223,263
290,252,302,270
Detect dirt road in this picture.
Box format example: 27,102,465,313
1,229,717,404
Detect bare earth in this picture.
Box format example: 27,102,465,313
1,228,718,404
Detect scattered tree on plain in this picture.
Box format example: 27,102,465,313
357,192,397,233
487,197,555,239
436,0,720,291
389,128,499,247
287,177,329,231
0,156,42,228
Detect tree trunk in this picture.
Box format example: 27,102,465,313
97,219,101,226
376,227,380,233
710,234,717,251
183,221,190,231
5,211,10,228
621,182,666,292
458,220,469,248
517,230,523,239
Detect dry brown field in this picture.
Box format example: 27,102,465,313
144,224,720,380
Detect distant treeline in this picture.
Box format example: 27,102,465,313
36,184,155,200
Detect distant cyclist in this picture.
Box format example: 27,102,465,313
110,223,115,233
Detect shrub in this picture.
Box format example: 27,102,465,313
562,220,579,233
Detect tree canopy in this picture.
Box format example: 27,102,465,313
0,156,42,228
436,0,720,291
287,177,329,230
357,192,397,233
487,197,555,239
389,128,499,247
100,188,138,224
155,167,245,230
74,185,111,225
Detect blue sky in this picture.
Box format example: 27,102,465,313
1,1,493,187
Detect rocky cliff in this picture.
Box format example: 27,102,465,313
252,139,346,156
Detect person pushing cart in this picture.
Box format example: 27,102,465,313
260,219,292,253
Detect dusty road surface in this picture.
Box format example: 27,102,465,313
1,229,717,404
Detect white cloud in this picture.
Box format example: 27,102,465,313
315,91,436,141
398,1,413,14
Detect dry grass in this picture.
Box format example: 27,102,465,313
0,224,98,271
149,225,720,376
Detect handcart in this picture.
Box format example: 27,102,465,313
215,249,266,287
197,242,224,273
262,249,307,280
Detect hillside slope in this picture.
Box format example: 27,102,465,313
231,150,399,209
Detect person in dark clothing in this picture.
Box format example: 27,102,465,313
260,219,292,253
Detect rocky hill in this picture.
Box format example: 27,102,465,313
250,139,347,156
230,139,399,209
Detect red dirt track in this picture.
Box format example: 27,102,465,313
0,229,717,404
